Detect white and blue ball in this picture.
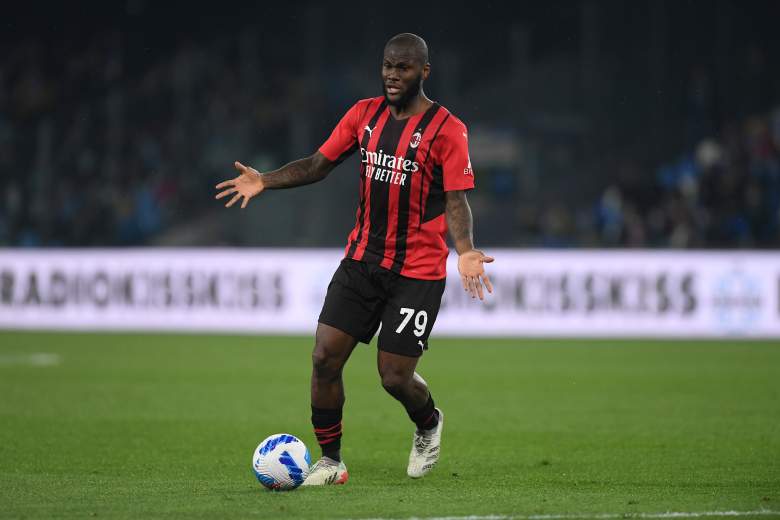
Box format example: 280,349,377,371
252,434,311,490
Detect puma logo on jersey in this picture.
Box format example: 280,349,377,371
364,125,375,137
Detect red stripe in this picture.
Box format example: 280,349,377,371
314,429,341,436
353,166,372,260
345,98,385,259
344,174,365,258
314,426,341,434
315,431,342,440
315,428,342,435
314,423,341,432
354,109,390,261
317,437,341,445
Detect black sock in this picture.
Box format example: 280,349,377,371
311,406,342,462
406,394,438,431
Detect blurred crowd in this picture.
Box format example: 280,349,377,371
593,108,780,248
1,21,778,249
0,33,319,246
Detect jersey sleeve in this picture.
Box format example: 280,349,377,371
437,118,475,192
318,102,361,164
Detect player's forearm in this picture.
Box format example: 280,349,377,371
261,155,327,189
445,191,475,255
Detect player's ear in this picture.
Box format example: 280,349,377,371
422,62,430,81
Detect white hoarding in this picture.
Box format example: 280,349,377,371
0,249,778,338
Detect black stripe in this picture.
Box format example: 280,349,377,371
422,164,445,222
390,103,441,274
418,113,450,228
365,115,407,262
347,100,387,258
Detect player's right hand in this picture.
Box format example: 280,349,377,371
215,161,265,209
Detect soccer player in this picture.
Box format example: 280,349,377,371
215,33,493,485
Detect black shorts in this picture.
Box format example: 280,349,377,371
318,258,446,358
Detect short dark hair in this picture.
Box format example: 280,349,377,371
384,33,429,64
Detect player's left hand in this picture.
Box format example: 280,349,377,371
457,249,494,300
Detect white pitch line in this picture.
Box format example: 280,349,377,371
0,352,61,367
354,510,780,520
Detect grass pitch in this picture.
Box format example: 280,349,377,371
0,331,778,519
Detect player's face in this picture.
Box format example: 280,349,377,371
382,47,428,108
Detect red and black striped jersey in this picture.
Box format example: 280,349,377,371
319,97,474,280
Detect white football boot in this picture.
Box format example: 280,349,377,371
407,408,443,478
301,457,349,486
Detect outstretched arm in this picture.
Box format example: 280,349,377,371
215,151,335,209
259,152,336,189
445,190,494,300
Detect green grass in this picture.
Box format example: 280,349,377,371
0,331,779,519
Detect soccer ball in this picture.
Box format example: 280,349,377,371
252,433,311,490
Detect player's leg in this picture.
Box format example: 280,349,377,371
377,351,440,432
375,273,446,478
304,259,384,486
377,350,443,478
304,323,356,485
310,323,358,461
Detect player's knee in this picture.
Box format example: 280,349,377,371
311,346,342,381
380,370,411,398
